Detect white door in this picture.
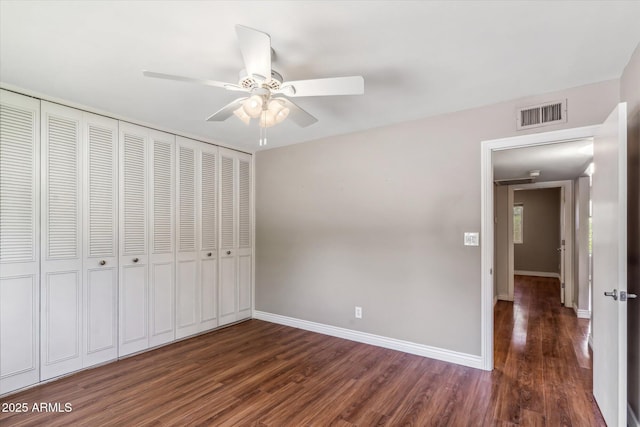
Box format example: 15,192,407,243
592,102,627,426
219,150,237,326
199,143,218,331
218,148,253,326
175,137,200,338
0,90,40,394
237,154,252,320
119,122,149,356
149,130,175,347
83,113,118,367
40,102,83,380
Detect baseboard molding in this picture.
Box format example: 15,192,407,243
515,270,561,279
494,295,498,306
629,403,640,427
253,311,484,370
497,294,513,302
572,304,591,319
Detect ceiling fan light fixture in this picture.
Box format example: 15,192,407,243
243,95,263,118
233,106,251,125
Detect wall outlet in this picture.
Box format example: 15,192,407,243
355,306,362,319
464,232,479,246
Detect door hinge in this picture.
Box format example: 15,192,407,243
561,282,565,289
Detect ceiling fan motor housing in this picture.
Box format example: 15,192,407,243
239,69,283,91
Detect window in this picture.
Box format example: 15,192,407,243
513,204,523,244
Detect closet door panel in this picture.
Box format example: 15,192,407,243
119,123,149,356
40,102,83,380
175,138,199,338
83,113,118,367
199,146,218,331
149,131,175,347
237,156,252,319
218,151,237,326
0,90,40,394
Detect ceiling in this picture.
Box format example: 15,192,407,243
1,1,639,152
493,139,593,183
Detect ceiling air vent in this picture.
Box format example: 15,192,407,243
516,99,567,130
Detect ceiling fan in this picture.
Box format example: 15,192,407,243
142,25,365,145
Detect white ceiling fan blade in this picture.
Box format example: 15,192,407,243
142,70,247,92
206,98,247,122
235,25,272,81
276,98,318,127
278,76,364,97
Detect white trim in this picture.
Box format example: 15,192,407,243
629,403,640,427
493,295,498,306
481,125,600,372
514,270,561,279
253,311,484,370
589,333,593,350
497,294,513,301
572,303,591,319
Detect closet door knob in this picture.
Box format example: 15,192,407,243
133,258,139,263
99,260,106,266
207,252,212,257
226,251,231,255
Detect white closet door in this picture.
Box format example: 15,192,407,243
199,143,218,331
83,112,118,367
218,150,237,326
0,90,40,394
175,137,199,338
237,154,252,320
119,122,149,356
40,101,83,380
149,130,175,347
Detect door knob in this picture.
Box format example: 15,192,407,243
226,250,231,255
604,289,618,300
133,258,139,263
99,260,106,266
556,247,562,252
207,252,212,257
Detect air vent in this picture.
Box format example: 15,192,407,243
494,177,535,186
516,99,567,130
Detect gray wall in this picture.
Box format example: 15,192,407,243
513,188,561,274
255,79,618,356
495,185,510,299
620,42,640,422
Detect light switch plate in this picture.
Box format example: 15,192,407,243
464,232,479,246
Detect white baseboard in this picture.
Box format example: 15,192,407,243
493,295,498,306
515,270,561,279
497,294,513,302
253,311,484,370
572,303,591,319
629,403,640,427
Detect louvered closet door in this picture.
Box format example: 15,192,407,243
149,130,175,347
0,90,40,394
40,102,83,380
218,149,237,326
175,137,199,338
83,112,118,367
236,153,252,320
119,122,149,356
199,142,218,332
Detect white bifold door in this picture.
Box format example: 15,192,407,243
219,147,252,326
119,123,175,356
0,90,41,394
175,136,218,338
40,102,118,380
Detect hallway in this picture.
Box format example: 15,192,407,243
492,275,605,425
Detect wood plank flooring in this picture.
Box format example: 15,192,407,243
1,275,605,426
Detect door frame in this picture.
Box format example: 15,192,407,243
505,180,574,306
480,125,599,370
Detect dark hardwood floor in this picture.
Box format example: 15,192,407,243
1,275,604,426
